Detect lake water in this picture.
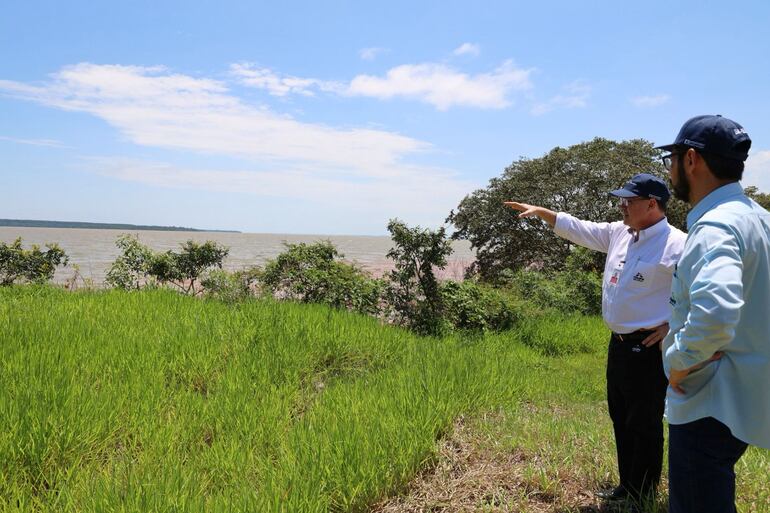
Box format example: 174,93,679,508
0,227,475,284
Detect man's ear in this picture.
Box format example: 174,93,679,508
684,148,700,180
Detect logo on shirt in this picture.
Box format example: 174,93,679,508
670,296,676,306
633,272,645,282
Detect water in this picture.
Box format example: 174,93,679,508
0,227,475,284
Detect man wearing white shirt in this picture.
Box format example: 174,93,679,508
505,174,686,507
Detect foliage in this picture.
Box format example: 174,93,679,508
260,241,383,315
154,240,230,294
745,185,770,210
0,237,68,286
440,280,523,333
105,234,155,290
447,138,689,281
385,219,454,336
201,267,261,303
105,234,229,294
502,247,603,316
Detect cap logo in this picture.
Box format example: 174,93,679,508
683,139,705,149
734,128,747,135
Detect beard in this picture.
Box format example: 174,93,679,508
672,164,691,202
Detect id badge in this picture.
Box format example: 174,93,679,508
609,260,624,286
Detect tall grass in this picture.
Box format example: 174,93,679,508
1,287,767,512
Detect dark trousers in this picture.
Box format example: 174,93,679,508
606,332,668,500
669,417,748,513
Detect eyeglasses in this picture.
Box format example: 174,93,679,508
618,197,649,207
662,154,673,171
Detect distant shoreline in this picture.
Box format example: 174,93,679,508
0,219,240,233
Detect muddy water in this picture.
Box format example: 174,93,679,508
0,227,474,284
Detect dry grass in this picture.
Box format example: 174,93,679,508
373,400,674,513
373,416,610,513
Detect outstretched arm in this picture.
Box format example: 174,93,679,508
504,202,557,227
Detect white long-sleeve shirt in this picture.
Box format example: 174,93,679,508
554,213,686,334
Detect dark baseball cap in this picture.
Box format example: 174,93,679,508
609,173,671,203
656,114,751,161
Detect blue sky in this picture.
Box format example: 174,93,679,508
2,0,769,234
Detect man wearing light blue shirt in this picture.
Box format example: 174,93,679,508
658,115,770,513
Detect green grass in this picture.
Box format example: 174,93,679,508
1,287,768,512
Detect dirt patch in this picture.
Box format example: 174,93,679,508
372,417,614,513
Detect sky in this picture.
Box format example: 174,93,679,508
2,0,770,235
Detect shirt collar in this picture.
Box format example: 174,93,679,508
627,216,669,242
686,182,745,229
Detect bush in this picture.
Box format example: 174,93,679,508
385,219,453,336
261,241,383,315
106,235,229,294
0,238,68,285
502,247,602,316
440,280,522,333
201,268,261,303
105,235,155,290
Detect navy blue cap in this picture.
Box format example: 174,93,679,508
656,115,751,161
609,173,671,203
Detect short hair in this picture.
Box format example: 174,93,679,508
676,144,746,182
699,151,745,182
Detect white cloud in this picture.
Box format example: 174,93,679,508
232,59,533,111
0,135,68,148
230,63,342,97
631,94,670,108
347,60,533,110
743,150,770,193
0,63,477,227
359,47,387,61
0,63,427,175
453,43,481,57
530,80,591,115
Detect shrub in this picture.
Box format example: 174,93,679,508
440,280,522,333
152,240,230,294
105,235,155,290
261,241,383,315
502,247,602,316
0,237,68,285
201,268,261,304
106,235,229,294
385,220,453,336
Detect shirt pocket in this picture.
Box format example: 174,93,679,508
627,260,670,290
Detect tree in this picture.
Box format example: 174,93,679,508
260,241,383,315
385,219,453,336
447,138,688,281
106,235,229,294
745,186,770,210
154,240,230,295
105,235,155,290
0,238,69,285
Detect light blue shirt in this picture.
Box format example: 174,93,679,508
663,182,770,448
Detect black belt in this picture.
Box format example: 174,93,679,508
612,329,655,342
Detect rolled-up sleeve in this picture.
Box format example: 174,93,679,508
553,212,613,253
665,223,744,370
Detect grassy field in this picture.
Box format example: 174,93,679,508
1,287,768,512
